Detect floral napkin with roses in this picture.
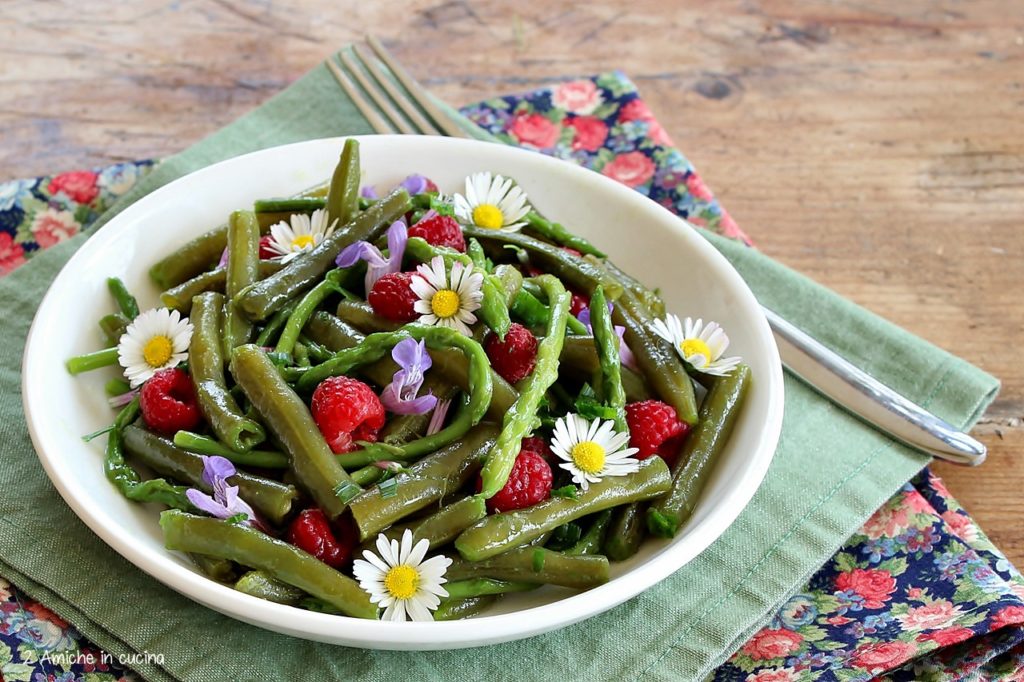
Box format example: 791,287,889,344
1,72,1022,682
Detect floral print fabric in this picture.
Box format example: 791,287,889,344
1,73,1020,681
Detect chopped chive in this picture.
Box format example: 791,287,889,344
65,347,119,375
333,480,362,504
378,477,399,499
225,513,248,525
551,485,578,500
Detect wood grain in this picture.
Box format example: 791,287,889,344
2,0,1021,560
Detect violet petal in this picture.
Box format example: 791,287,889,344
380,383,437,415
201,455,236,488
399,174,430,195
217,248,229,269
336,241,388,269
426,399,452,436
391,337,431,375
186,489,230,519
360,185,379,199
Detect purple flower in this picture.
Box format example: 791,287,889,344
379,338,437,415
577,303,636,369
185,456,259,528
426,398,452,435
335,220,408,291
107,388,139,408
217,247,229,268
399,174,432,195
360,185,379,199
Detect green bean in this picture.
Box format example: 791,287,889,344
294,343,311,367
604,503,646,561
104,399,193,510
493,264,522,306
648,364,751,538
434,596,496,621
349,464,387,487
236,188,411,321
149,227,231,290
567,510,614,556
589,285,627,433
404,237,511,339
66,347,119,375
447,548,610,589
160,262,283,314
602,258,665,318
104,378,131,397
380,380,459,446
348,424,499,541
99,313,130,347
325,138,361,228
230,344,359,519
523,210,606,257
457,456,671,560
511,288,589,335
122,424,297,526
254,300,298,347
467,238,488,271
106,277,140,319
275,270,347,355
369,496,487,552
558,335,651,402
224,210,261,350
235,570,305,605
160,510,377,619
295,326,494,462
479,274,569,499
254,197,326,215
335,299,401,332
444,578,536,600
172,431,287,469
189,553,237,582
463,226,621,299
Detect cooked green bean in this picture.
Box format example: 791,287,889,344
160,510,377,619
444,578,536,600
348,424,499,541
648,364,751,538
467,238,488,271
479,274,569,499
511,287,589,335
275,269,347,355
335,299,402,332
189,553,237,583
523,211,605,257
99,313,130,347
106,277,140,319
602,258,665,318
172,431,287,469
493,264,523,306
235,570,305,605
66,347,118,375
604,503,646,561
349,464,387,487
104,378,131,397
223,210,260,351
369,496,487,552
434,596,496,621
325,138,361,228
160,262,283,314
457,456,671,560
189,292,266,452
567,510,614,556
230,344,360,519
253,300,298,347
447,547,609,589
236,188,411,321
589,285,627,432
380,379,459,446
558,335,651,402
122,424,297,526
254,197,326,215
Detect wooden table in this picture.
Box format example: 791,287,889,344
3,1,1021,561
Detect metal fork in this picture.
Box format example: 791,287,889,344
322,36,987,466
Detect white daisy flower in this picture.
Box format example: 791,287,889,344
452,171,531,232
550,413,640,491
117,308,193,388
411,255,484,336
650,314,741,376
352,529,452,622
266,208,338,263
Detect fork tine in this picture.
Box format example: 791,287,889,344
366,34,469,139
338,49,416,135
325,53,396,135
352,45,442,136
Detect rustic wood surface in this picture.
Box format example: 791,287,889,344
2,1,1021,560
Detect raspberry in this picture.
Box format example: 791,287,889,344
625,400,691,461
258,235,277,260
569,292,590,317
485,323,538,384
480,449,553,513
561,247,582,258
408,214,466,252
139,368,202,436
520,436,552,460
422,178,440,193
368,272,420,322
287,508,354,569
311,376,386,454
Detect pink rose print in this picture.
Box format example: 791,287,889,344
991,605,1024,630
685,173,714,201
745,669,797,682
717,211,752,245
618,98,674,146
862,502,911,540
940,510,978,542
916,626,975,647
896,600,962,630
47,170,99,204
566,116,609,152
31,207,80,248
0,233,27,274
850,641,917,673
551,79,602,115
835,568,897,609
904,488,934,514
601,151,656,188
509,112,561,149
740,628,803,661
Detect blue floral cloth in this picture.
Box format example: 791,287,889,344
2,72,1021,682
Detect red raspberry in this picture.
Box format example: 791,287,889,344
287,508,354,569
626,400,691,461
408,214,466,252
480,449,553,513
422,178,439,193
368,272,420,322
569,292,590,317
520,436,552,460
139,368,202,436
258,235,277,260
485,323,538,384
561,247,582,258
311,376,386,454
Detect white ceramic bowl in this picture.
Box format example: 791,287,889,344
23,135,783,650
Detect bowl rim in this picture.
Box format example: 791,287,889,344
22,134,784,649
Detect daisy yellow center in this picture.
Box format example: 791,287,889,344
431,289,461,319
291,234,315,250
570,441,606,474
680,338,712,364
472,204,504,230
142,336,173,368
383,565,420,600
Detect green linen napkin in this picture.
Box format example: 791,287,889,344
0,63,997,682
